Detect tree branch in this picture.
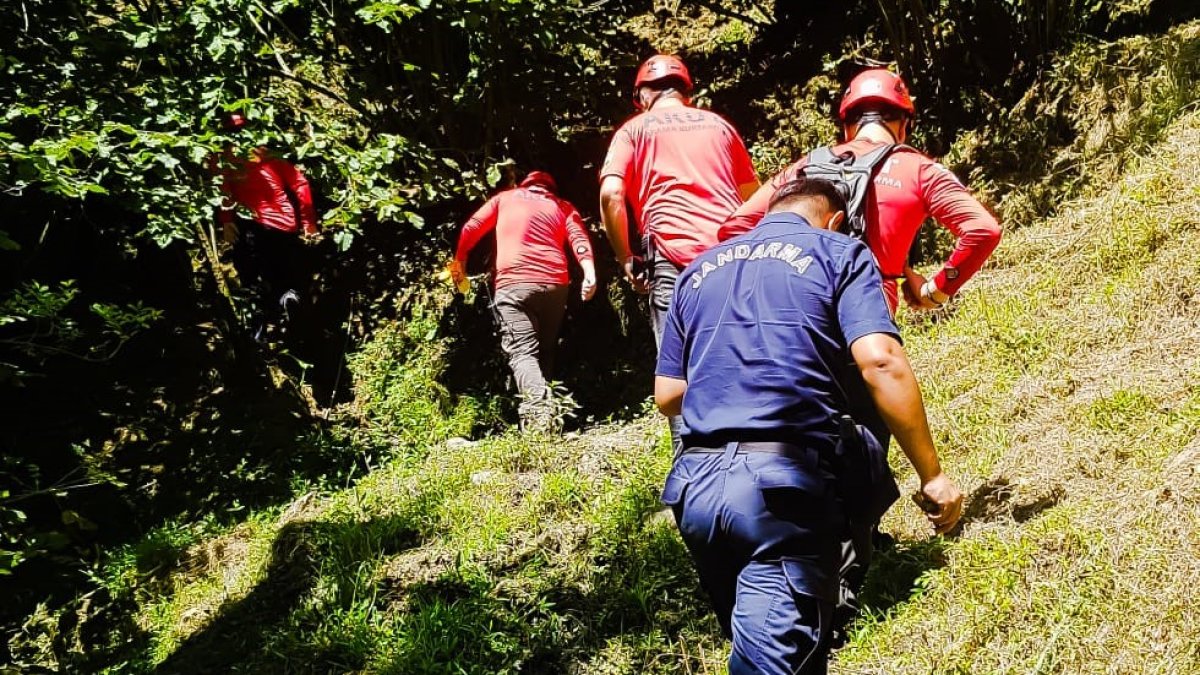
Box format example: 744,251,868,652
257,65,378,123
692,0,772,28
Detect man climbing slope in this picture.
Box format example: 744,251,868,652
452,170,597,433
599,54,759,451
212,112,321,342
655,178,963,674
720,68,1001,315
720,68,999,638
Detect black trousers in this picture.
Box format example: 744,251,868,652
233,222,308,333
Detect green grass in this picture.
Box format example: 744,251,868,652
832,109,1200,673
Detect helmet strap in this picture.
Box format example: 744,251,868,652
850,111,901,143
638,85,686,111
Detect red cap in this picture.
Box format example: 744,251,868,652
633,55,692,108
519,170,557,192
838,68,915,120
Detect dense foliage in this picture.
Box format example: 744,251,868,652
3,0,1197,669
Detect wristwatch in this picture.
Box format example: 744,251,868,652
921,279,949,306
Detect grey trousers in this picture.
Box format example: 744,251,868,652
648,248,686,457
492,282,568,428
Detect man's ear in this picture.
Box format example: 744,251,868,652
829,210,847,232
635,87,649,110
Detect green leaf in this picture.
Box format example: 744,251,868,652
333,230,355,252
0,230,19,251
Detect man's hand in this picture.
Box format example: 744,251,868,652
581,274,597,301
301,231,324,246
448,260,467,288
623,256,649,294
918,473,964,534
902,266,942,311
221,221,240,246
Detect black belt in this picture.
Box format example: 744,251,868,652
683,441,806,455
681,441,824,474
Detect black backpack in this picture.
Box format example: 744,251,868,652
801,143,914,239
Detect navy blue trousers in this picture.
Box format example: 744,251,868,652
662,443,843,674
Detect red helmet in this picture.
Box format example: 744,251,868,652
633,55,692,107
519,170,557,192
838,68,915,120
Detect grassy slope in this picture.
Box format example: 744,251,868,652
840,110,1200,667
84,108,1200,674
835,107,1200,673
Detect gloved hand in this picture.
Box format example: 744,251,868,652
438,260,470,294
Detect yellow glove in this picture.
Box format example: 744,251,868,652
437,260,470,294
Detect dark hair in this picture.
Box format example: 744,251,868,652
767,177,848,216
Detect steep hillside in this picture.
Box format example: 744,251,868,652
837,110,1200,672
18,108,1200,674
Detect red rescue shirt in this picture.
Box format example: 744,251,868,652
455,186,594,289
216,148,319,236
720,139,1001,313
601,105,757,268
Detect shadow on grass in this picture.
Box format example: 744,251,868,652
856,536,950,616
372,491,712,674
143,515,422,675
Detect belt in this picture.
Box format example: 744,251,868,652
681,440,823,473
683,441,806,455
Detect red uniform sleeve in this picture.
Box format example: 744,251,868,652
562,204,594,265
273,158,320,235
919,161,1002,296
600,126,635,180
718,160,803,241
455,195,501,263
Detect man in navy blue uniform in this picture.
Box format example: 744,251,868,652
654,178,963,673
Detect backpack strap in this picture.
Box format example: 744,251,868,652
805,145,840,167
799,142,906,239
851,142,899,171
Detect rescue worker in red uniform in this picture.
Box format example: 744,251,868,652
453,171,596,433
599,54,760,452
720,69,1001,315
212,112,321,341
720,69,1001,640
